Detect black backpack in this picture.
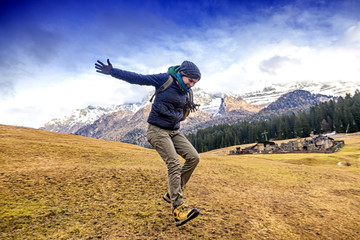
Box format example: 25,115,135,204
149,75,199,121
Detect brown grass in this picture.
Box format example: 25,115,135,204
1,125,360,239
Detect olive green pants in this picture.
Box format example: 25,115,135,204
146,123,200,207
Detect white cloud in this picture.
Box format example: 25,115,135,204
1,1,360,128
0,72,150,128
259,56,301,75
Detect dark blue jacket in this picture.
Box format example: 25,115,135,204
111,68,188,130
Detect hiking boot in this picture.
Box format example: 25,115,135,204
163,192,171,203
173,204,199,226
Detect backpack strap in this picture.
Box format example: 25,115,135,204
181,89,200,121
149,75,174,102
188,89,194,104
187,89,199,112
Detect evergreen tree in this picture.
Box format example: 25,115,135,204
186,91,360,153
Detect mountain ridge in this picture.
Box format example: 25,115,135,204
258,89,335,116
41,87,338,147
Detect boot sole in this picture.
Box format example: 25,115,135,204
175,208,199,227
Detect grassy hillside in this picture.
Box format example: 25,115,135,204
1,125,360,239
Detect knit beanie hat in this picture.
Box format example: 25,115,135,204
179,61,201,80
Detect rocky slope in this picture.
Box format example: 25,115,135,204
73,93,261,147
40,104,142,134
41,87,337,147
76,104,152,147
258,90,335,116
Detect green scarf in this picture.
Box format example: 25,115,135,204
168,65,187,92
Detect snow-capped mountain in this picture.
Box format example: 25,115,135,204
40,80,354,146
242,81,354,106
259,90,335,115
40,103,142,134
193,88,261,117
41,87,263,146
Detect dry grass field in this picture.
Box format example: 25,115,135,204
1,124,360,239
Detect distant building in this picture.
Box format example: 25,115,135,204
229,135,344,155
250,141,279,153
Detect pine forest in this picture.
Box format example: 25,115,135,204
186,90,360,153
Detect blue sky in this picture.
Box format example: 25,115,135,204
1,0,360,128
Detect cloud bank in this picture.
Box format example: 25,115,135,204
0,0,360,127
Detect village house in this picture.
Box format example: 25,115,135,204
229,134,344,155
